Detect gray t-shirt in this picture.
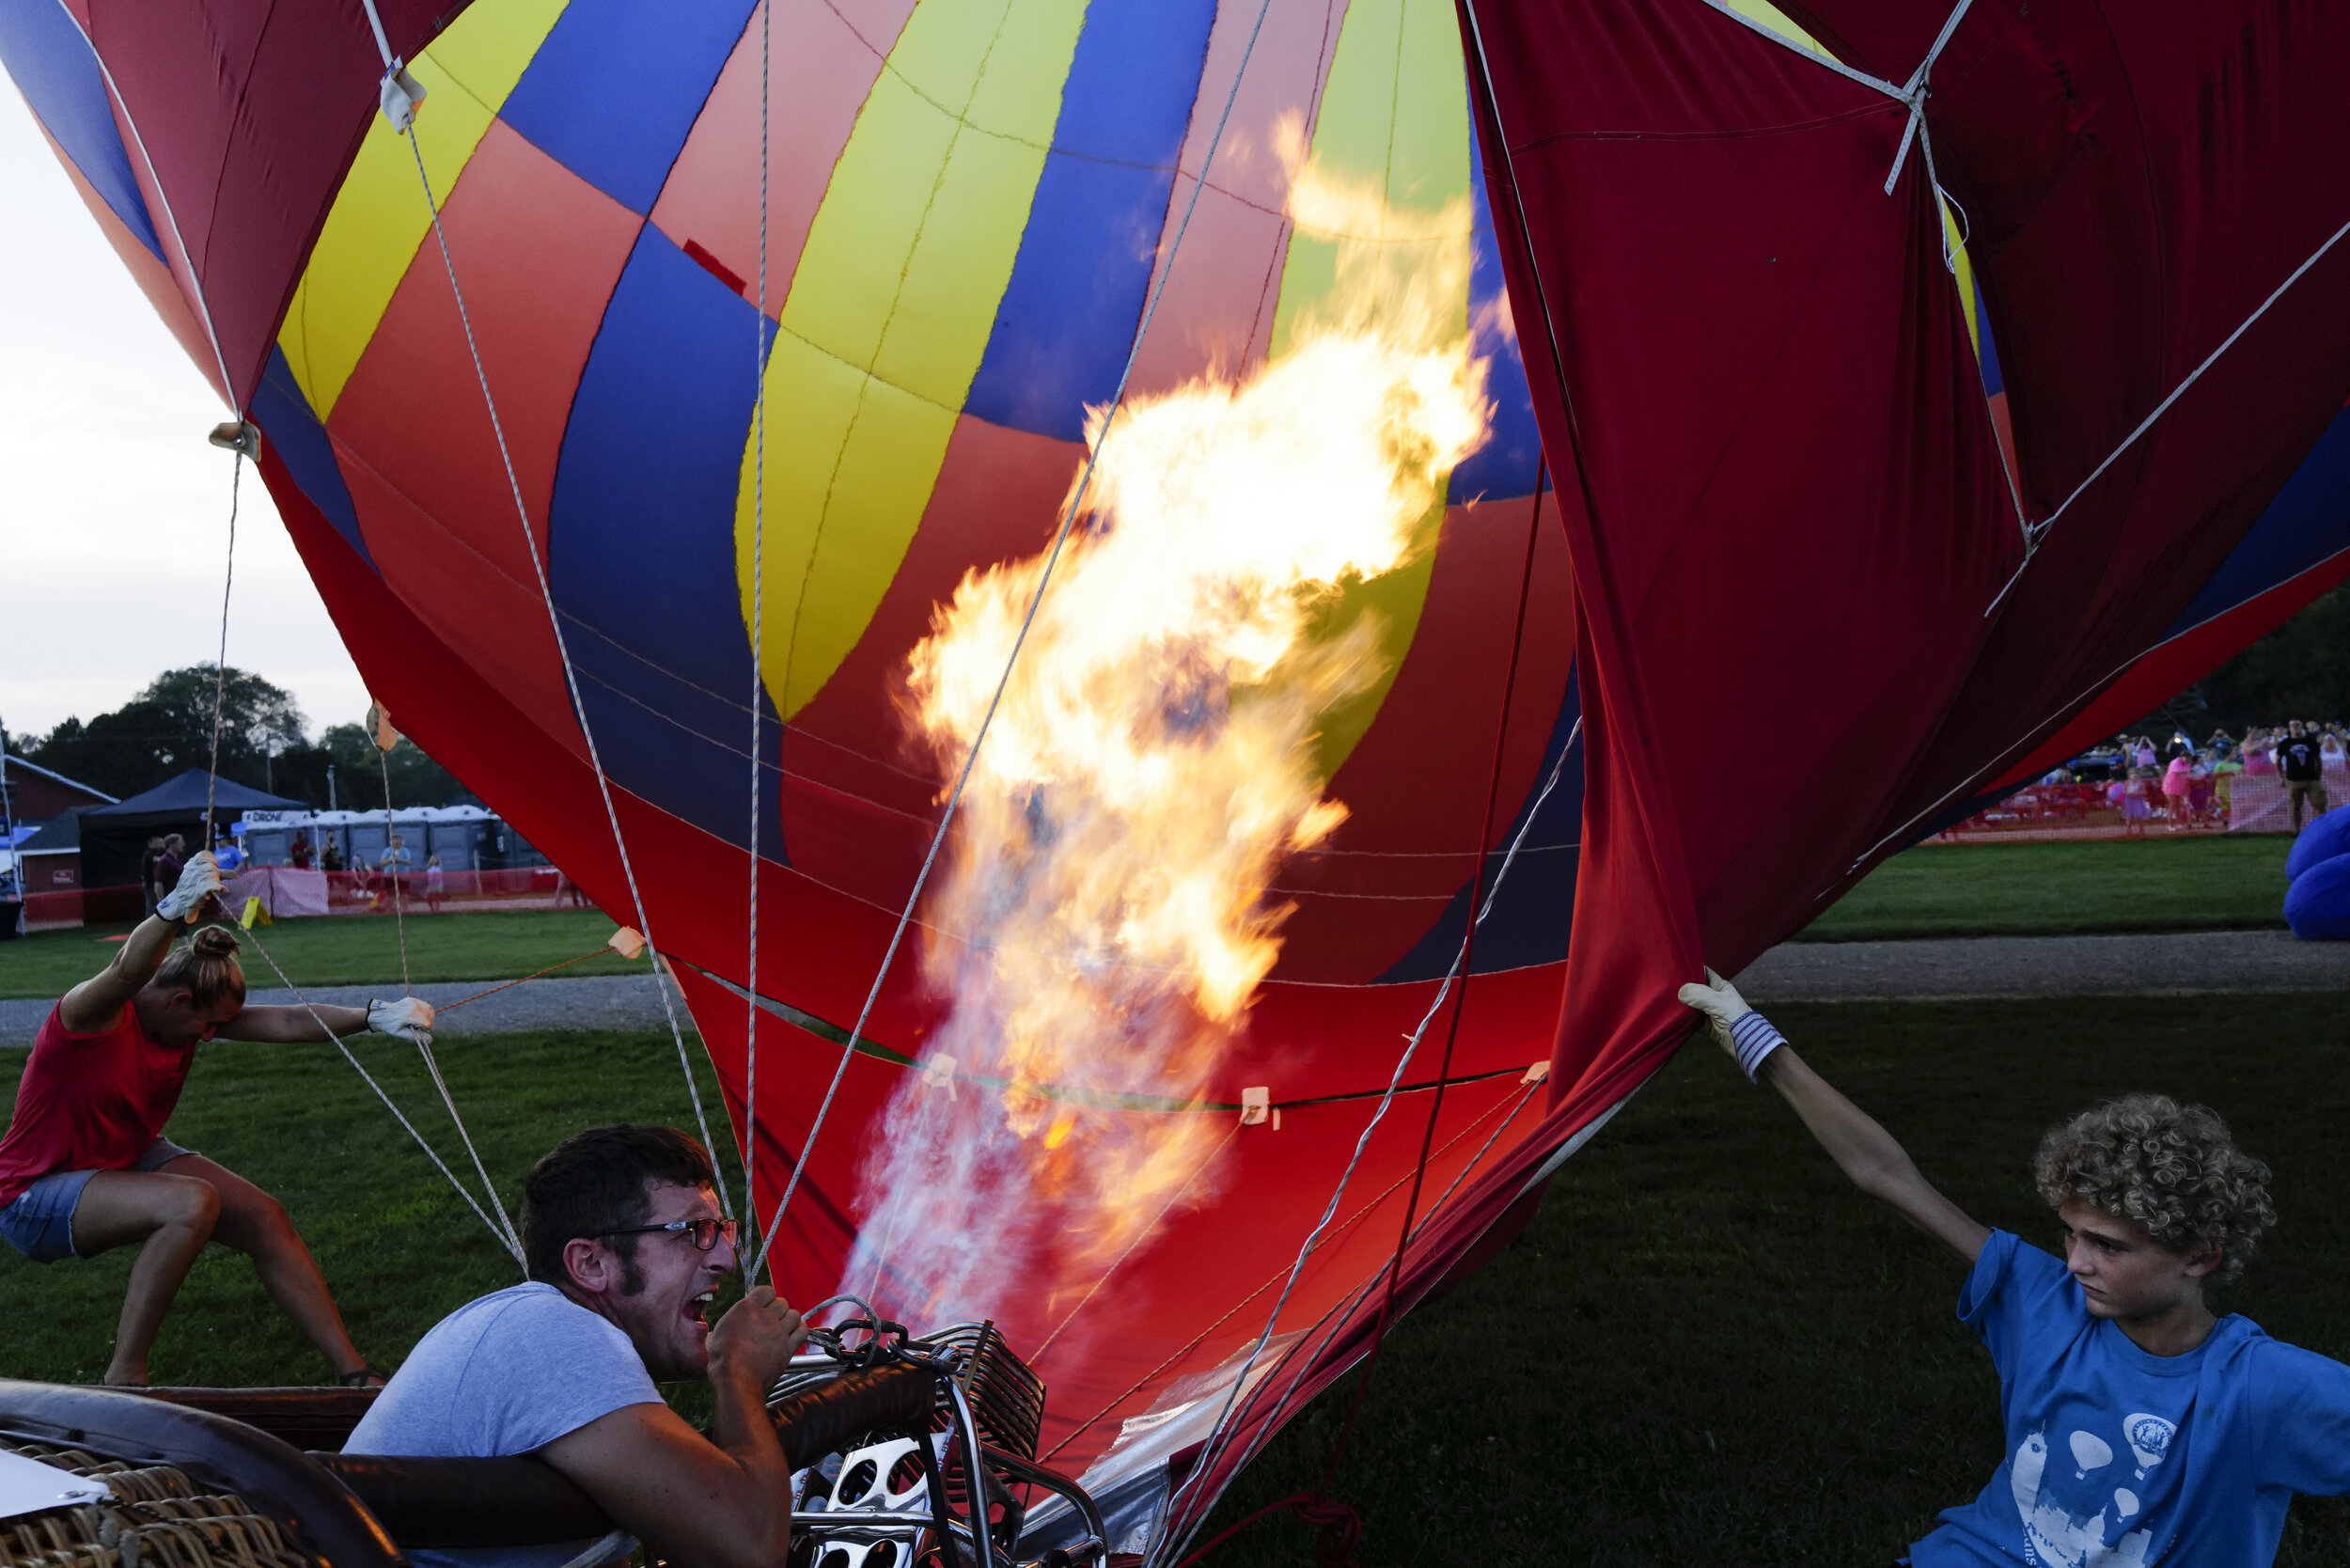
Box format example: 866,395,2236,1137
347,1282,663,1568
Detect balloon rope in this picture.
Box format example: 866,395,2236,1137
433,945,616,1011
746,0,1286,1285
394,124,728,1204
194,334,520,1262
237,921,524,1267
1043,1065,1548,1467
370,736,521,1257
374,744,413,995
743,0,774,1235
1150,475,1553,1564
202,452,242,849
1200,1075,1554,1497
1318,470,1546,1490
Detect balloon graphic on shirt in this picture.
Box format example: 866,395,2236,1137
2070,1430,2114,1479
2012,1433,2153,1568
2013,1432,2048,1504
2123,1412,2176,1479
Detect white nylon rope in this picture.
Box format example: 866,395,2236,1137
49,0,239,404
201,449,243,844
2020,209,2350,552
371,731,525,1257
1690,0,1904,101
373,743,414,994
197,436,522,1262
1687,0,2350,612
1882,0,1974,200
365,36,730,1199
745,0,1288,1284
240,923,526,1267
1691,1,2028,554
742,0,774,1235
1194,1076,1549,1514
1152,719,1581,1562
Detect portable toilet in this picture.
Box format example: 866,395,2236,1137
238,808,322,866
489,819,549,869
425,805,493,870
307,809,362,869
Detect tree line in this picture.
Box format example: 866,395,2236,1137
8,666,470,809
14,588,2342,812
2132,588,2350,741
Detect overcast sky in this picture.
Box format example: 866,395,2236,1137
0,82,367,747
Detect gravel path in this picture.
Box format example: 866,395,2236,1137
3,931,2343,1044
1735,929,2350,1001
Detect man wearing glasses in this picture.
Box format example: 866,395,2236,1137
348,1125,804,1568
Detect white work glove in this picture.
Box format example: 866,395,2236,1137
158,852,224,921
367,996,437,1047
1676,967,1785,1083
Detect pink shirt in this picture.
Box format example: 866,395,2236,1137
0,1005,195,1204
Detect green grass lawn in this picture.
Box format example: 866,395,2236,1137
1198,994,2350,1566
0,1027,738,1390
1798,834,2295,942
0,911,643,1000
0,835,2297,1007
3,997,2344,1565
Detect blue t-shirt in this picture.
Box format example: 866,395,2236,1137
1917,1231,2350,1567
347,1282,663,1568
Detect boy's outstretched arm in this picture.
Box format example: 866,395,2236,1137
1681,970,1990,1265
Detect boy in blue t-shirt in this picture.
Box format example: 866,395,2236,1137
1681,971,2350,1566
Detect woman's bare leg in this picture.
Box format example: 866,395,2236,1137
158,1155,370,1380
70,1171,220,1385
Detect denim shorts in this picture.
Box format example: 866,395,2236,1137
0,1138,198,1263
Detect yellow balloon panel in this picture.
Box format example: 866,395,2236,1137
1267,0,1476,784
737,0,1086,719
277,0,570,418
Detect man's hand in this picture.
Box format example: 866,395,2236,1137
367,996,436,1047
157,852,223,922
708,1286,806,1396
540,1287,803,1568
1677,967,1784,1082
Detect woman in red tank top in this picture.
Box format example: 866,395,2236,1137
0,854,435,1386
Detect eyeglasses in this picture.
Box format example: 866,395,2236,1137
597,1217,740,1252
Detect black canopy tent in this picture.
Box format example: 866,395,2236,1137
80,772,305,894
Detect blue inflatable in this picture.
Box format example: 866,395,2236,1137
2284,851,2350,939
2284,804,2350,881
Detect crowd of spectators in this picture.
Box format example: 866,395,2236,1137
2029,719,2350,836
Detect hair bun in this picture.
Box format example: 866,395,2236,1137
191,926,243,958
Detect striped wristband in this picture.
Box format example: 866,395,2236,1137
1729,1010,1786,1083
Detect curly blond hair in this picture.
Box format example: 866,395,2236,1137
2033,1094,2275,1283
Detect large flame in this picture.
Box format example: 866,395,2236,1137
845,131,1491,1328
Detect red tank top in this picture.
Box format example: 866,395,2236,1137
0,1004,196,1205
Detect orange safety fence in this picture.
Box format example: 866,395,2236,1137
21,867,599,931
1933,767,2347,843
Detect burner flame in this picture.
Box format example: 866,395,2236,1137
848,125,1491,1330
